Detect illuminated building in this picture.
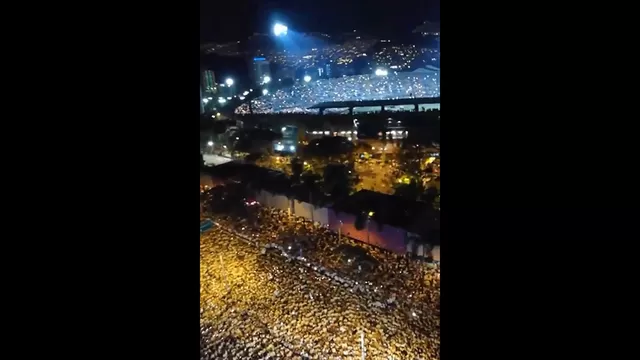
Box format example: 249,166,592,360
251,57,271,86
201,70,217,96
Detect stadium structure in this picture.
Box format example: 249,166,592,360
235,67,439,115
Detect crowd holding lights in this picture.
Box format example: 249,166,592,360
266,39,376,68
201,205,440,360
235,69,440,114
373,44,422,71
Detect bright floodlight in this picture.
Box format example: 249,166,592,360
375,68,388,76
303,75,311,82
273,23,288,36
262,89,268,95
225,78,234,86
263,76,271,84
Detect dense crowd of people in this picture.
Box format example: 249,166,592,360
201,205,439,359
235,70,440,115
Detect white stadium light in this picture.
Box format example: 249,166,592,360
303,75,311,82
273,23,288,36
375,68,388,76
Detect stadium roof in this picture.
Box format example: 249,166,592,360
413,21,440,33
414,66,440,72
308,97,440,109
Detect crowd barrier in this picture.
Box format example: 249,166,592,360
200,219,214,232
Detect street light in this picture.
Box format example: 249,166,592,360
207,141,213,146
303,75,311,82
218,97,226,104
225,78,234,86
273,23,288,36
366,211,375,244
262,89,269,95
263,76,271,84
202,98,209,104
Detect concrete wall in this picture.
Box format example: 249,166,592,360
431,245,440,262
248,188,413,255
256,190,291,212
328,210,406,254
292,200,329,225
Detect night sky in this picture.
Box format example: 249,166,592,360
200,0,440,43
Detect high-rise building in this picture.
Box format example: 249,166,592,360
251,57,271,86
201,70,217,96
200,87,204,114
324,63,333,78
